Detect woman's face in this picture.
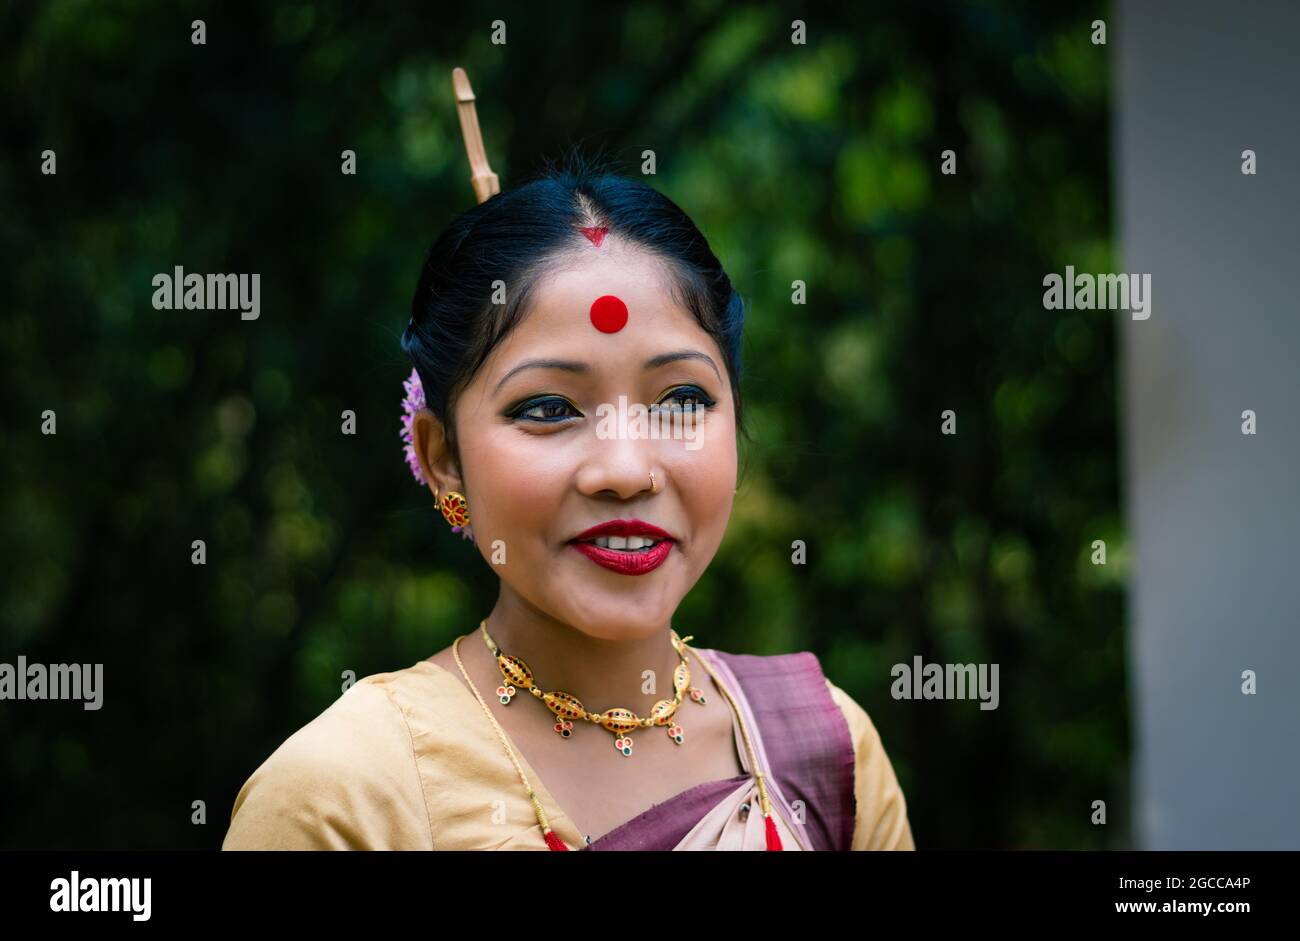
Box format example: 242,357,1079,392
419,243,737,642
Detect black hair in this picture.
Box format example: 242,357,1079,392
401,150,750,477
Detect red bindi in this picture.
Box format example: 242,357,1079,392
579,226,608,247
589,294,628,333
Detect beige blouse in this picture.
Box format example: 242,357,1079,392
222,658,915,851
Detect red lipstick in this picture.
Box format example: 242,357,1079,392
568,519,676,575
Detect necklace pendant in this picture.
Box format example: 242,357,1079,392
649,699,677,725
688,686,707,705
668,723,685,745
614,735,634,757
496,684,517,705
553,719,574,738
496,653,533,687
674,662,691,698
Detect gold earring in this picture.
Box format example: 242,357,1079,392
440,491,470,529
433,485,473,540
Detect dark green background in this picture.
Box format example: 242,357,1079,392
0,0,1124,848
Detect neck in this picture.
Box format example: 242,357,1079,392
482,590,684,710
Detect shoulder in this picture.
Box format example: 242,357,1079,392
701,644,904,779
822,678,880,753
222,666,438,850
695,645,830,693
822,676,916,851
699,645,868,726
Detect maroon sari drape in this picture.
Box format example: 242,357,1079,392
582,647,856,851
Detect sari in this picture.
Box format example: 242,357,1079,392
222,645,914,851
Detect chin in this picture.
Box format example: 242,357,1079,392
563,606,674,641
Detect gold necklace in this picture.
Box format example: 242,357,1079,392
479,618,706,757
450,626,794,850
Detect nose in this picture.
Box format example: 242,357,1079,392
574,427,658,500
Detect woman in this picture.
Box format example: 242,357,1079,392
222,158,914,851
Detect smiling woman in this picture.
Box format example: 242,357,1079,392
221,153,914,851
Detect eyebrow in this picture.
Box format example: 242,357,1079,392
493,349,722,394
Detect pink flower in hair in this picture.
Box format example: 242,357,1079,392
400,367,427,485
401,367,476,546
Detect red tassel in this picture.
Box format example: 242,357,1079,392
543,827,570,851
764,813,783,851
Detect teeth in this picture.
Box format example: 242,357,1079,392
587,535,661,550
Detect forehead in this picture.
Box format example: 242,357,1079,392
493,246,709,363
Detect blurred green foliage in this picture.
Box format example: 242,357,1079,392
0,0,1124,849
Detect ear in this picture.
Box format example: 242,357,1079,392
413,409,463,506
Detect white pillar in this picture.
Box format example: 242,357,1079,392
1116,0,1300,848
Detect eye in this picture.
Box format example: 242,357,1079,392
508,396,581,424
653,385,716,412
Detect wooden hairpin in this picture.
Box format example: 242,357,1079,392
451,67,501,205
